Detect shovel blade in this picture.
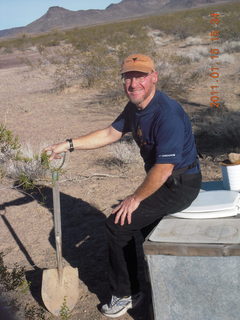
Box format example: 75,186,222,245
41,266,79,316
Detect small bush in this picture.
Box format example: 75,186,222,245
194,107,240,154
184,36,203,47
217,53,235,64
156,71,190,100
96,136,141,169
222,41,240,54
24,303,47,320
0,253,25,292
0,126,49,188
109,137,141,165
0,124,20,163
168,54,192,65
79,48,118,89
5,148,49,188
59,297,71,320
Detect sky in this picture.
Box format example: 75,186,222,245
0,0,121,30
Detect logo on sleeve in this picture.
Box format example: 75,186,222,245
158,154,176,158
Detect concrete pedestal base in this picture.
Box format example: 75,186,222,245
146,255,240,320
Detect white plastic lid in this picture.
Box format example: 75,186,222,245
171,207,239,219
181,190,240,213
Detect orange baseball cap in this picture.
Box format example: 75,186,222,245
121,54,155,74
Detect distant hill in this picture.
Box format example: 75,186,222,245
0,0,234,38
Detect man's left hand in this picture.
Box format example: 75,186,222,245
112,195,140,226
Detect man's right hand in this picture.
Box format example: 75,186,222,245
43,141,69,160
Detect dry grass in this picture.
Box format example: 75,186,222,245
109,138,141,165
95,137,141,169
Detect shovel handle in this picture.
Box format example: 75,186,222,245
55,235,63,283
52,169,63,282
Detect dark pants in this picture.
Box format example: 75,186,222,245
105,173,202,297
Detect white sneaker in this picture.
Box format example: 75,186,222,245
101,292,144,318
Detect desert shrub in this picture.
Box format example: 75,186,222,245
53,59,82,90
8,162,44,189
109,137,141,166
80,48,119,88
183,36,203,47
0,126,49,187
157,73,185,99
194,107,240,154
99,86,127,108
5,145,49,188
24,304,47,320
168,54,192,65
0,124,20,164
181,45,209,62
36,44,74,65
155,58,178,93
2,47,13,54
222,41,240,54
96,136,141,168
217,53,235,64
0,253,25,291
156,66,199,100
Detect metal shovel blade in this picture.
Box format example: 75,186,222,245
42,265,79,316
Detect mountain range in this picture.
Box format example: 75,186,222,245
0,0,234,38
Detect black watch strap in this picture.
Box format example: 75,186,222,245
66,138,74,152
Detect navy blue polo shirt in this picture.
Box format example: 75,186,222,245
112,90,199,174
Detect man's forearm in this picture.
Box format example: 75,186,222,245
70,126,122,150
45,126,122,159
133,163,174,202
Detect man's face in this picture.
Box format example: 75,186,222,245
122,71,158,109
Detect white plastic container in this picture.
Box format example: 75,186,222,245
221,163,240,191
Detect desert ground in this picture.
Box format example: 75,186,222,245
0,31,239,319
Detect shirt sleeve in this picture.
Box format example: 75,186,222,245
154,113,185,164
111,104,132,133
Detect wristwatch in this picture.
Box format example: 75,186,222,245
66,138,74,152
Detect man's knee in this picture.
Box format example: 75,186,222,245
105,214,134,244
105,214,120,235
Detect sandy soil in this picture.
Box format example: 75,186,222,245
0,47,225,320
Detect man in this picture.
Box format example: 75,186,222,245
45,54,201,318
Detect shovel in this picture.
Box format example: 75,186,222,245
41,153,79,316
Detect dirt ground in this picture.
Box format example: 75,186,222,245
0,48,225,320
